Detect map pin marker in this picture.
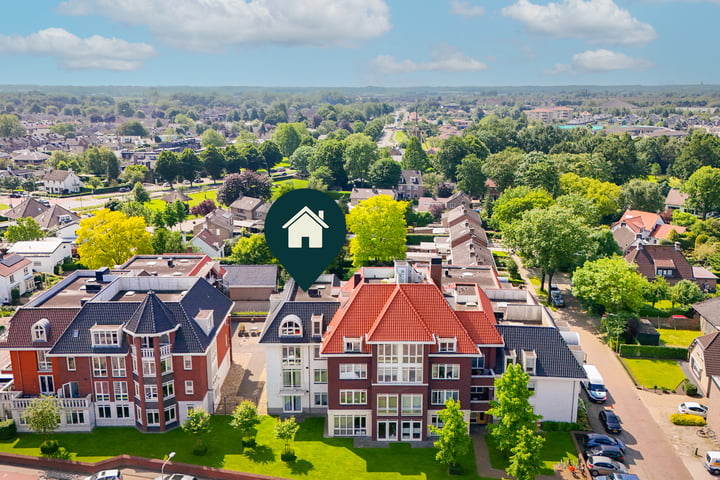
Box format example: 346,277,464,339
265,188,347,291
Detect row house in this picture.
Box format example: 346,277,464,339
0,273,233,432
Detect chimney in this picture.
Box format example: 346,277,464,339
430,257,442,289
167,259,174,268
353,273,362,288
95,266,109,283
674,242,681,251
318,210,324,220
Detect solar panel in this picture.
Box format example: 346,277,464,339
2,254,23,267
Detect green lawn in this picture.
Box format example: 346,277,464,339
623,358,687,390
658,328,700,347
491,251,508,257
486,431,575,475
0,416,493,480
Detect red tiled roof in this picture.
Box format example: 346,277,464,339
617,209,662,233
4,307,80,348
651,223,687,240
322,282,501,354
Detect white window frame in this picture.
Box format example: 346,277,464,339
66,357,76,371
401,394,423,416
32,322,47,342
282,369,302,388
146,410,160,426
36,350,52,371
114,381,129,402
93,357,108,377
142,359,156,377
183,355,192,370
333,415,367,436
313,369,328,384
314,392,328,406
185,380,194,395
431,364,460,380
91,328,121,347
144,384,158,401
164,406,177,423
339,363,367,380
65,409,86,425
377,394,398,416
430,390,459,406
282,346,301,366
339,389,367,405
280,318,302,337
438,338,456,353
95,381,110,401
116,405,131,418
111,357,126,377
344,337,362,352
282,395,302,413
162,381,175,399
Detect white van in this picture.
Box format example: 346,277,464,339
582,364,607,403
705,451,720,474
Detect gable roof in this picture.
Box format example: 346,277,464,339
34,204,80,229
193,228,223,249
496,325,586,378
665,188,688,207
0,254,31,277
692,332,720,376
43,169,75,182
4,198,49,220
3,307,80,348
322,282,502,354
223,264,277,287
282,206,329,229
230,195,265,211
162,190,191,203
615,209,663,234
259,301,340,344
651,223,687,240
693,296,720,328
624,244,694,281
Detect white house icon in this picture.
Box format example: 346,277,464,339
282,205,330,248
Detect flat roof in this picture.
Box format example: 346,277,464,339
110,290,185,303
37,275,104,308
120,255,206,277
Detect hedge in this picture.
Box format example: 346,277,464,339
670,413,706,426
406,234,436,245
0,419,16,440
619,344,688,359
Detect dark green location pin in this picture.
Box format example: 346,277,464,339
265,188,346,291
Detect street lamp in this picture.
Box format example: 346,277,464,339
161,451,176,479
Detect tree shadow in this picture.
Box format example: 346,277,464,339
243,443,275,464
287,458,314,475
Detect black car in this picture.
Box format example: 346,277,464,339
9,192,21,198
584,444,625,463
583,433,625,452
599,409,622,434
550,291,565,307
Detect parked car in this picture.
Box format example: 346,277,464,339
38,199,50,206
83,470,123,480
162,182,171,187
595,474,639,480
678,401,708,418
583,433,625,452
153,475,198,480
550,291,565,307
585,444,625,463
705,451,720,474
119,187,130,192
586,455,628,477
599,409,622,434
550,284,560,293
9,191,21,198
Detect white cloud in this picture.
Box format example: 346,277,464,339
450,0,485,16
58,0,392,51
0,28,155,70
502,0,657,47
371,45,487,74
546,49,655,74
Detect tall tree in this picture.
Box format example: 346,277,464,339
217,171,272,205
682,166,720,219
506,426,546,480
151,227,185,254
670,279,705,306
5,217,45,243
402,136,430,171
289,145,315,175
155,151,181,186
619,179,665,213
491,186,554,231
367,157,401,188
230,401,261,449
229,234,276,264
179,148,202,184
309,139,347,188
272,123,302,158
259,140,283,171
643,276,670,307
572,256,648,314
343,133,379,184
516,153,560,196
82,147,117,177
121,165,149,185
559,173,620,219
116,120,148,137
487,364,540,455
433,136,468,181
201,128,226,148
202,145,226,182
455,154,487,198
503,205,591,291
22,395,59,439
76,209,153,269
106,152,120,182
132,182,150,203
347,195,407,266
0,114,26,137
428,398,471,474
672,130,720,179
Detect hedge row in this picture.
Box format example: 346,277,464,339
619,344,688,359
0,419,16,440
670,413,706,426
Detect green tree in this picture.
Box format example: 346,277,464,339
229,234,276,264
0,114,26,137
50,122,76,137
347,195,407,267
603,313,629,352
181,407,212,454
76,209,153,268
22,395,59,438
433,136,468,181
491,187,554,231
559,173,620,218
163,200,187,228
503,205,591,291
402,136,429,171
121,165,149,185
308,166,332,191
482,147,524,192
272,123,302,158
643,276,670,307
116,120,148,137
572,256,648,314
259,140,283,171
516,153,560,196
82,146,117,177
289,145,315,175
682,166,720,219
555,193,601,226
217,171,272,205
274,416,300,459
106,152,120,182
670,279,705,307
120,201,153,222
455,154,486,199
230,401,261,448
309,139,347,187
132,182,150,204
619,179,665,213
5,217,45,243
178,148,202,184
428,398,471,473
367,157,401,188
344,133,379,184
672,130,720,179
487,364,540,455
506,426,546,480
201,128,225,148
202,145,226,182
151,227,185,254
154,151,181,186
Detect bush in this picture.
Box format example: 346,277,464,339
40,439,59,454
618,344,688,359
281,450,297,462
192,439,207,456
670,413,706,426
682,379,699,396
0,419,16,440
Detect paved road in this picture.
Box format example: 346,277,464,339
549,275,696,479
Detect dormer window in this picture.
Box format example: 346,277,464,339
344,338,362,353
32,318,49,342
505,349,517,369
438,338,456,353
91,325,122,347
522,350,537,375
280,315,302,337
311,314,323,337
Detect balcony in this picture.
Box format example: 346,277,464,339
141,344,172,358
471,368,495,377
12,393,91,410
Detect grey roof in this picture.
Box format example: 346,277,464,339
693,296,720,327
125,292,177,335
496,325,586,379
259,301,340,344
224,264,277,287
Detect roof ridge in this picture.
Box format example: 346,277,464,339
366,284,432,342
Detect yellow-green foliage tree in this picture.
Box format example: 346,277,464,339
347,195,407,267
76,209,153,268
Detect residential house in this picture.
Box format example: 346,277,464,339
0,252,34,304
12,150,49,166
0,273,233,432
525,107,573,124
445,192,471,210
495,326,585,423
42,169,82,194
192,208,234,241
9,238,71,274
190,229,225,259
692,297,720,334
34,204,81,239
319,264,504,441
397,170,424,200
417,197,448,214
688,333,720,397
223,265,277,302
441,206,495,269
349,188,397,208
665,188,691,214
230,196,270,230
4,198,49,221
624,243,717,291
611,209,686,252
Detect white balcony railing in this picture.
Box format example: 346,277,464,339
141,344,172,358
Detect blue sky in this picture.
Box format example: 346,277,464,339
0,0,716,87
